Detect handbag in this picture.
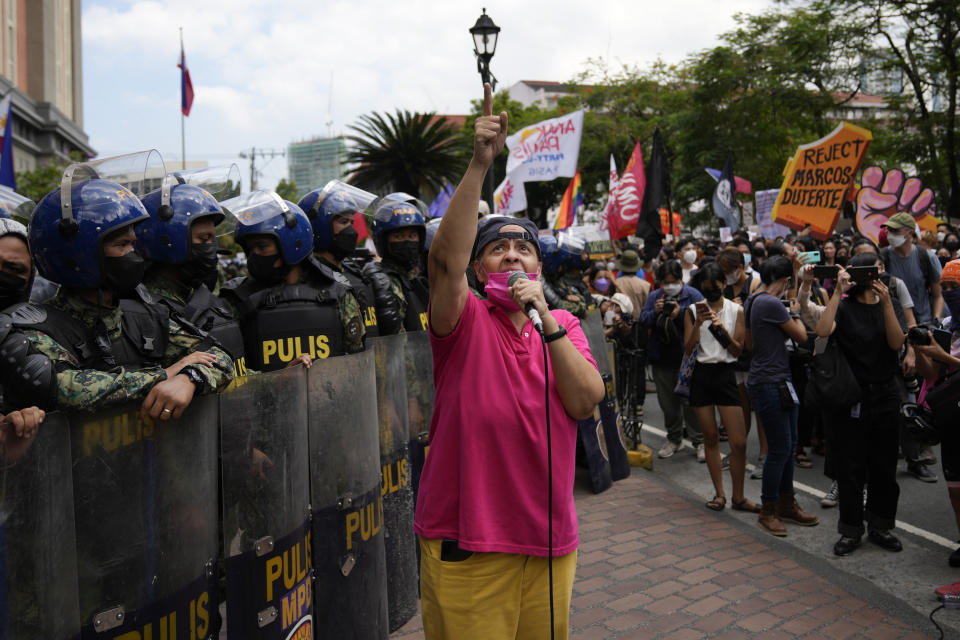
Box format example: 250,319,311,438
926,369,960,430
674,344,699,398
807,336,861,411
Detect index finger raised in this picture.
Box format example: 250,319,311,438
482,83,493,117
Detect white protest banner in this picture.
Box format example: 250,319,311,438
755,189,791,239
719,227,733,243
493,171,527,215
505,110,584,182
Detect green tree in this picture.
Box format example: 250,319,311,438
15,152,84,203
274,178,299,202
346,110,466,200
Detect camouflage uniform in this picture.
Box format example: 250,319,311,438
20,289,234,411
543,273,588,318
364,257,430,335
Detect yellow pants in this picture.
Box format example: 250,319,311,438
419,537,577,640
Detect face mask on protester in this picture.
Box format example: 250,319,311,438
725,272,739,285
946,240,960,253
483,269,539,313
742,252,752,266
604,309,617,325
703,287,723,302
943,288,960,320
938,232,946,243
682,250,697,265
662,283,682,297
593,277,611,293
101,251,147,295
888,233,908,248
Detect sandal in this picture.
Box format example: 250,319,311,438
706,495,727,511
795,450,814,469
731,497,761,513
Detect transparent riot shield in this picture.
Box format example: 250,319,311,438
373,335,418,632
69,394,219,639
220,366,312,639
403,330,434,506
0,411,80,640
580,311,631,481
308,349,388,640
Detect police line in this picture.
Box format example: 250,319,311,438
0,314,624,640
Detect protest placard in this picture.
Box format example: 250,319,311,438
772,122,871,239
505,110,584,181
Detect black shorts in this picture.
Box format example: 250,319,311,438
689,362,741,408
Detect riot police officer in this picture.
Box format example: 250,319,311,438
221,193,365,370
298,180,379,340
364,199,430,334
538,232,589,318
138,177,248,377
0,217,33,312
0,171,234,418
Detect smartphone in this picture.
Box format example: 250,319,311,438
847,265,879,283
812,265,839,280
798,251,821,264
781,299,792,308
695,301,709,317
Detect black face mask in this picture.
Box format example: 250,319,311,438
247,252,287,286
179,242,219,290
102,251,147,295
703,288,723,302
836,254,848,266
389,240,422,269
0,270,28,310
329,225,359,262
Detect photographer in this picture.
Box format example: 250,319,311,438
684,262,756,512
640,259,705,460
913,260,960,565
816,254,905,556
744,256,819,536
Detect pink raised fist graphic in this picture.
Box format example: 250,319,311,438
855,166,936,243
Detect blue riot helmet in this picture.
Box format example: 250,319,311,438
539,235,564,276
298,180,376,256
224,191,312,285
371,200,426,267
556,231,587,271
423,217,442,253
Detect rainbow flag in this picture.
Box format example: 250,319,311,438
554,170,582,230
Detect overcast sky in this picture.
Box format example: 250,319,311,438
82,0,773,194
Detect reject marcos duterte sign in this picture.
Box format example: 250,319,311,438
772,122,871,239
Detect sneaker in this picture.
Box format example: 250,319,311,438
919,446,938,465
820,481,839,508
696,444,706,463
907,460,938,483
658,441,679,459
721,453,730,470
750,456,765,480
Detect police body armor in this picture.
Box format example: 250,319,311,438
342,260,380,339
9,285,169,371
363,261,428,334
154,283,248,377
223,259,351,371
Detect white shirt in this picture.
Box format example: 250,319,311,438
689,297,740,364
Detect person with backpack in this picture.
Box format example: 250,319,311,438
881,212,943,325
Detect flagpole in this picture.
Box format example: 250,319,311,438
180,27,185,170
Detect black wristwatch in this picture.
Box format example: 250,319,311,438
544,325,567,343
180,365,206,392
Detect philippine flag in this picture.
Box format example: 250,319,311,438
179,44,195,116
0,93,15,189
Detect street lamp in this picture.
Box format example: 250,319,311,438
470,8,500,213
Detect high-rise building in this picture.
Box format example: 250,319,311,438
1,0,94,174
287,137,346,195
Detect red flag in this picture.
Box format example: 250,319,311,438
608,141,645,239
353,211,369,242
179,44,195,116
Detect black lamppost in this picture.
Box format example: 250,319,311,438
470,8,500,213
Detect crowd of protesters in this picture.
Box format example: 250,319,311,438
558,215,960,562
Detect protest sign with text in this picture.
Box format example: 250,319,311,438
772,122,871,239
505,110,584,181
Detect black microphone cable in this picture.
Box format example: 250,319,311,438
539,330,556,640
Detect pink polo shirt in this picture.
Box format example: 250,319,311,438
414,293,597,557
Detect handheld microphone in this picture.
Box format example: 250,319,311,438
507,271,544,334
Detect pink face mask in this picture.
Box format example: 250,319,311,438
483,270,539,312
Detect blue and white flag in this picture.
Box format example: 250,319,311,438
0,93,15,190
712,153,739,230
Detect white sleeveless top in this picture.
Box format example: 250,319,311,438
688,297,740,364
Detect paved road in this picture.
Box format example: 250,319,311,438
391,392,960,638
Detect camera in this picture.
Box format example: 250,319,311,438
908,325,952,351
661,298,678,315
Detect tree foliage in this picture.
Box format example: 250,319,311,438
346,110,466,200
274,178,299,202
14,152,85,204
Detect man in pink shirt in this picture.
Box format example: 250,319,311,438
415,83,604,640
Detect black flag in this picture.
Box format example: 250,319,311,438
635,128,669,261
713,152,740,230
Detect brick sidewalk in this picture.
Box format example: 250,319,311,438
392,470,937,639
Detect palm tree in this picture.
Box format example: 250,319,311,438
346,110,466,200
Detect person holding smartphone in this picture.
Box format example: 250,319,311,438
744,256,820,536
684,262,756,512
816,254,906,556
